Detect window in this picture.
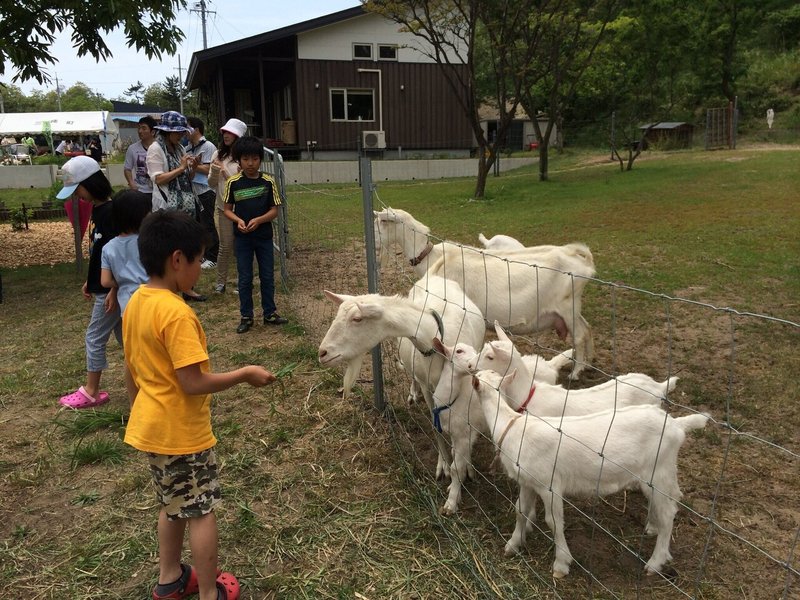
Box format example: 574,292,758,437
378,44,398,61
330,88,375,122
353,43,372,60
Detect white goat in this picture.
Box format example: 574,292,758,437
472,369,709,578
374,207,595,380
478,232,525,251
433,336,673,514
464,322,676,414
471,321,574,384
318,275,485,479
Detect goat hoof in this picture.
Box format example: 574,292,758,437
503,543,520,558
439,503,456,516
646,565,678,580
552,569,569,579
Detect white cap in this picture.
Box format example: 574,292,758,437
220,118,247,139
57,156,101,199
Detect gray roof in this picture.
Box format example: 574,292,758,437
639,122,692,130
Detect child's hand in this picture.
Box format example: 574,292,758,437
242,366,277,387
237,219,249,233
104,290,118,313
81,281,91,300
244,218,260,233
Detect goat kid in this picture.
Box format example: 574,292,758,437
472,369,709,578
429,338,485,515
469,321,574,385
463,322,676,415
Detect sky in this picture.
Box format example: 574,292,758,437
3,1,361,101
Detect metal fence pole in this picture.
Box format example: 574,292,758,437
264,146,290,290
360,156,385,412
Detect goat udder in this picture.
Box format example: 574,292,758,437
539,312,568,340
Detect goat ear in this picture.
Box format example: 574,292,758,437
354,301,383,319
324,290,350,305
432,337,447,356
500,368,518,389
471,375,481,391
494,320,510,342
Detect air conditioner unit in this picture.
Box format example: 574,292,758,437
362,130,386,150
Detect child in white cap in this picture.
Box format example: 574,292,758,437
57,156,120,409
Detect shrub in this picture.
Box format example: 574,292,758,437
10,208,26,231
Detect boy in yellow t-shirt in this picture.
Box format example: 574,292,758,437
124,210,275,600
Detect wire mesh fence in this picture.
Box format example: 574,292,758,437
277,161,799,599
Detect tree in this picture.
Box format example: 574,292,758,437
515,0,622,180
124,81,146,104
366,0,547,199
60,83,113,111
143,76,197,114
0,1,187,85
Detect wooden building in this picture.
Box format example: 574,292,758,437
186,6,473,160
639,122,695,149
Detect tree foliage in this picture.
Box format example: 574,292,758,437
0,1,187,85
366,0,565,198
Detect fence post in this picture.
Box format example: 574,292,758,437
360,156,385,412
273,150,290,289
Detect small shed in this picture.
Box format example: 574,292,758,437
639,122,694,149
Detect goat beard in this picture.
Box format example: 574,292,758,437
342,356,365,399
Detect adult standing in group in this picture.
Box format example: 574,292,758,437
88,137,103,162
186,117,219,269
208,118,246,294
123,116,157,203
147,110,207,302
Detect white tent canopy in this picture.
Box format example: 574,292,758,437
0,111,118,151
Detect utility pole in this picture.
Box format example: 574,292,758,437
55,74,63,111
176,56,184,114
190,1,215,50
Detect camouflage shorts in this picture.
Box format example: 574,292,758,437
147,448,221,521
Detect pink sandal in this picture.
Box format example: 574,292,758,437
59,386,110,409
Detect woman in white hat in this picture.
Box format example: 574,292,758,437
147,111,207,301
208,118,247,294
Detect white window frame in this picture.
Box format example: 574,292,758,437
352,43,373,60
377,44,398,61
330,88,375,122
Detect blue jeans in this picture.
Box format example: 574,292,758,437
234,235,276,318
86,293,122,372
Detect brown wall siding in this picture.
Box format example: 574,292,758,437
295,60,473,151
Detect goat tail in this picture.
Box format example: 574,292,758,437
564,242,595,267
664,376,680,394
675,412,710,432
547,348,575,371
478,233,490,247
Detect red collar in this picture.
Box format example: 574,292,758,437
517,385,536,413
409,241,434,266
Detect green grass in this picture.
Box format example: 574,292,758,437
0,145,798,599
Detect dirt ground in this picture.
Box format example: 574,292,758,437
0,221,89,268
1,200,798,598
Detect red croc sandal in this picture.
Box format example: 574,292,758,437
152,563,199,600
216,571,240,600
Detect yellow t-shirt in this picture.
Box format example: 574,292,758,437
123,286,216,455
